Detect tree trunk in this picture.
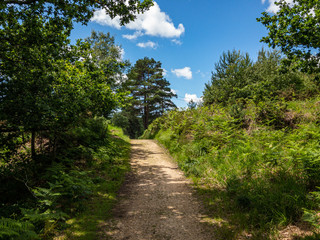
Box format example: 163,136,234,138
143,89,148,129
145,104,149,129
31,130,36,161
52,136,57,160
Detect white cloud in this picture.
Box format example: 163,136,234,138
91,2,185,38
172,67,192,79
91,9,121,29
115,46,125,61
162,68,168,76
120,48,125,59
171,39,182,45
137,41,158,49
171,89,177,95
262,0,294,13
184,94,202,104
122,31,144,40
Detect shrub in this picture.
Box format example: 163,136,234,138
0,218,38,240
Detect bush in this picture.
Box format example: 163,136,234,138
0,218,38,240
0,116,130,238
143,100,320,237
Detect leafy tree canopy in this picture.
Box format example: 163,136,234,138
85,31,130,89
257,0,320,72
203,48,316,106
0,0,153,26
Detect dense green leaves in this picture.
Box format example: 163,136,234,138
0,13,70,131
0,218,38,240
85,31,130,89
203,50,252,105
0,0,153,26
143,98,320,237
0,0,146,237
203,49,318,106
122,57,177,132
257,0,320,72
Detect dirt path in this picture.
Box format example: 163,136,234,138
101,139,214,240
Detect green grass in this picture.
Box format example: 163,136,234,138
54,126,131,240
142,100,320,239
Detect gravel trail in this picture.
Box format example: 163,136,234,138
101,139,214,240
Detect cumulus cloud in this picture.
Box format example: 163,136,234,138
91,2,185,38
172,67,192,79
91,9,121,29
137,41,158,49
184,94,202,104
262,0,294,13
122,31,144,40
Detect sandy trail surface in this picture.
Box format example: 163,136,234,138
101,139,214,240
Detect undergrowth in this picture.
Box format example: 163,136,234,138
0,117,130,240
142,98,320,239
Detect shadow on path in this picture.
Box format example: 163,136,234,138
101,139,216,240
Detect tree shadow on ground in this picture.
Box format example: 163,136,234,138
193,183,316,240
55,137,130,240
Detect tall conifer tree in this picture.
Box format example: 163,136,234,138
124,57,177,130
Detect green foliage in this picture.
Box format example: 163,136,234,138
143,99,320,237
203,49,319,107
0,1,145,238
16,166,94,238
303,188,320,229
257,0,320,73
122,57,177,131
0,218,38,240
228,100,246,127
85,31,130,89
0,14,121,161
57,125,131,240
255,100,289,128
0,12,71,134
67,117,110,149
203,50,252,105
0,0,153,27
0,117,131,238
44,167,94,205
111,111,144,139
187,99,198,109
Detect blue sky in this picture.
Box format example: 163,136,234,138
70,0,281,108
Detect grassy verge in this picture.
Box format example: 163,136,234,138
55,125,130,240
0,118,131,240
142,99,320,239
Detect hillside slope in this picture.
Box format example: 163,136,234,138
142,98,320,239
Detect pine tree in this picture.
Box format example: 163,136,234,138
124,57,177,130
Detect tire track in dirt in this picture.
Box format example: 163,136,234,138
101,139,215,240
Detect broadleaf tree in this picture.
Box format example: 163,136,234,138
0,0,153,26
257,0,320,72
85,31,130,89
0,13,71,160
0,0,151,160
